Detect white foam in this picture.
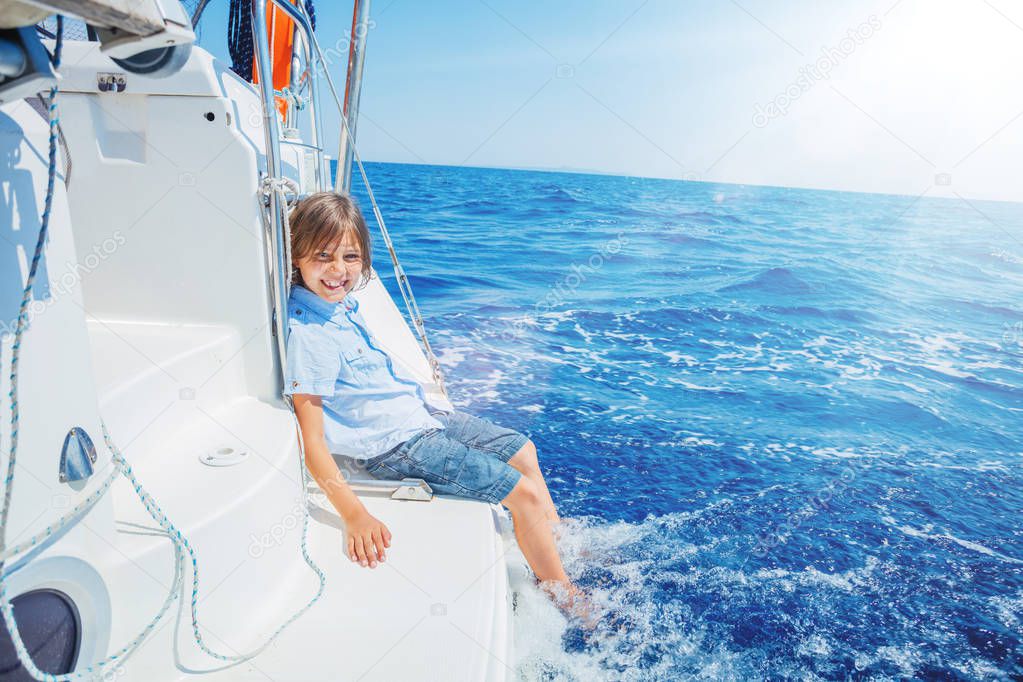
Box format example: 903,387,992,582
882,516,1023,564
923,361,971,379
912,460,1010,473
853,644,924,678
655,436,723,448
665,350,698,365
665,376,732,392
435,344,473,366
988,589,1023,629
746,556,879,592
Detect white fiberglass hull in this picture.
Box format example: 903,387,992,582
0,40,525,681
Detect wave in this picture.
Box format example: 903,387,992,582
941,298,1023,321
406,273,508,292
882,516,1023,564
662,233,728,249
626,305,770,330
437,198,505,214
535,184,584,204
761,305,873,323
679,209,748,226
719,267,813,295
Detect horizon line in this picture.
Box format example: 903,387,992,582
329,159,1022,208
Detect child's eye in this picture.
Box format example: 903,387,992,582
343,253,362,263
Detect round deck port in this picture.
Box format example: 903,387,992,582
198,446,248,467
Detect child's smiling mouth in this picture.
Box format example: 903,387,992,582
322,278,348,293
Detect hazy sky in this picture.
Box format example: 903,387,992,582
198,0,1023,202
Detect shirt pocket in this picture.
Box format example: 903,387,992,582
339,343,380,384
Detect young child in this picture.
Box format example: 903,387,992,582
284,191,589,616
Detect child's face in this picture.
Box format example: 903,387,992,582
294,230,363,303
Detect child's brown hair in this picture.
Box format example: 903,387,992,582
288,192,373,289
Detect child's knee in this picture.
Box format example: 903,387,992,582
502,475,541,509
508,439,540,474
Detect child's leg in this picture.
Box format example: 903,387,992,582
501,475,568,582
501,476,597,625
507,440,561,526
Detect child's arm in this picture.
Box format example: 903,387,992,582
292,393,392,569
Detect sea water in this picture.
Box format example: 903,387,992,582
348,162,1023,680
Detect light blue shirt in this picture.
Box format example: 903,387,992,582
283,284,445,460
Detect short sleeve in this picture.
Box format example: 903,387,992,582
283,322,341,397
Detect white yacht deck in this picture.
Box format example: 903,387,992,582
85,320,520,681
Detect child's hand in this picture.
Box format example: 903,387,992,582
343,510,391,568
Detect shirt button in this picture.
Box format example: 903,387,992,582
291,381,299,388
296,309,302,315
358,348,363,354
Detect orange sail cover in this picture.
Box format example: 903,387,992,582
253,0,299,119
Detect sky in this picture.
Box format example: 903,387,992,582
196,0,1023,203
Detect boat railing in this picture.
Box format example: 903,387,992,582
251,0,364,373
260,0,373,188
250,0,293,395
254,0,329,189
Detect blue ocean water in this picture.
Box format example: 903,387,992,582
348,162,1023,680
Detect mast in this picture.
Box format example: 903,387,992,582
336,0,370,193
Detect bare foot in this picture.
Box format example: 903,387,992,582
538,579,602,630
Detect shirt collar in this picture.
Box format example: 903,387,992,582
289,284,358,321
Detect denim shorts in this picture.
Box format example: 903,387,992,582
362,410,529,504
